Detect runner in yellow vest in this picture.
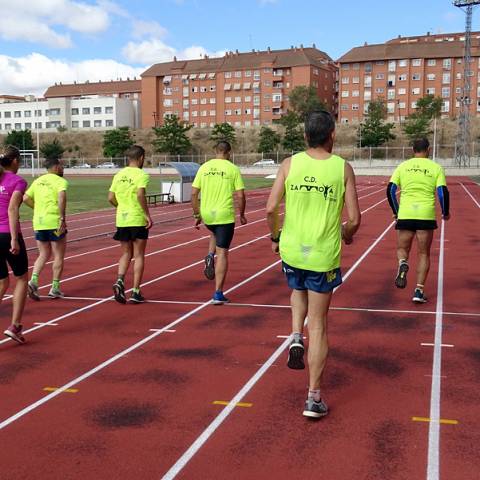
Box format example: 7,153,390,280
267,110,361,418
387,138,450,303
191,141,247,304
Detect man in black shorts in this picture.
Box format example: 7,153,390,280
108,145,152,304
387,138,450,303
191,141,247,304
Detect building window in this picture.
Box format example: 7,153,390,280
398,88,406,95
210,110,216,116
341,91,349,98
224,110,232,116
209,98,216,104
352,63,360,70
427,59,436,66
364,90,371,100
264,68,272,73
443,58,452,69
94,120,102,127
441,100,450,112
24,111,31,118
234,96,241,103
253,70,261,80
191,99,198,105
83,121,91,127
352,104,359,111
442,73,451,84
341,77,349,84
412,59,422,67
14,111,21,118
398,74,407,81
200,98,207,105
94,107,102,114
224,72,232,78
225,97,232,104
412,88,421,95
388,60,396,72
234,71,242,78
364,76,372,87
201,111,207,117
426,87,436,95
340,104,348,111
49,108,61,116
35,122,42,129
375,73,385,80
14,123,21,130
34,110,42,117
412,74,421,81
105,106,114,114
105,120,114,127
209,85,216,92
441,87,450,98
245,96,252,102
398,59,408,67
4,124,11,130
72,121,79,128
163,99,173,107
388,89,395,99
427,74,436,81
342,64,350,70
352,90,360,97
200,86,208,93
387,75,395,87
375,88,384,94
387,102,395,114
72,108,79,115
245,70,252,77
4,112,11,118
352,77,360,84
365,63,372,73
183,87,189,97
192,111,198,117
191,87,198,93
25,122,32,129
82,108,90,115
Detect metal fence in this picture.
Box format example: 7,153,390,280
21,143,480,169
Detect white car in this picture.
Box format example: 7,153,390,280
98,162,116,168
253,159,275,166
72,163,91,169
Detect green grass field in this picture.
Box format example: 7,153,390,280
19,175,274,221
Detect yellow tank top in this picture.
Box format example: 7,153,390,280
280,152,345,272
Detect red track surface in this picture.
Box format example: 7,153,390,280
1,179,479,479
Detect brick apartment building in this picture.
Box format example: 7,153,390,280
337,31,480,124
140,45,337,129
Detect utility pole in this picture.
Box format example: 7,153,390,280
453,1,480,167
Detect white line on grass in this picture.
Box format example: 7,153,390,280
427,220,446,480
161,220,396,480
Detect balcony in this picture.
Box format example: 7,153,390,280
273,69,283,77
273,82,284,89
272,108,283,115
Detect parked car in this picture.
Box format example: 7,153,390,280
72,163,91,169
98,162,116,169
253,159,275,166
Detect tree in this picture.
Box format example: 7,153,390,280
40,138,65,160
280,111,305,152
288,85,327,120
102,127,134,157
257,126,281,153
153,115,192,154
210,122,236,145
402,95,443,141
358,99,395,147
3,130,35,151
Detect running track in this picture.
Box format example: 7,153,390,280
0,178,479,479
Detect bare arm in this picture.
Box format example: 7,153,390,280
191,187,202,229
137,187,153,229
58,190,67,234
108,191,118,207
234,189,247,225
23,193,34,209
266,158,290,252
8,191,23,254
342,162,361,244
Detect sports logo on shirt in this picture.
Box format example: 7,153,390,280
406,166,433,178
0,186,7,195
300,244,312,259
289,176,337,201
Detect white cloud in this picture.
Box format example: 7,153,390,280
132,20,168,39
0,0,115,48
123,37,226,65
0,52,144,96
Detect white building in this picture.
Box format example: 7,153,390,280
0,96,137,133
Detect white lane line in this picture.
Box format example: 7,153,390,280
0,258,281,431
421,343,454,348
427,219,446,480
33,322,59,327
149,329,176,333
4,207,268,299
0,232,271,345
161,220,395,480
460,182,480,208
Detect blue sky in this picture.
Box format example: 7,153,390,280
0,0,475,95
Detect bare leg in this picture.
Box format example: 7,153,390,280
0,277,9,302
396,230,415,262
32,241,52,279
51,237,67,282
208,233,216,255
306,290,333,391
132,239,147,290
214,247,228,292
118,241,133,279
291,289,307,334
415,230,434,287
11,273,27,327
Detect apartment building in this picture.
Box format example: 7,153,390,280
0,96,136,133
141,45,337,129
337,32,480,124
44,79,142,127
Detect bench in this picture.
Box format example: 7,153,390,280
146,193,174,206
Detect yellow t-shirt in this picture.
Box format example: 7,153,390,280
192,159,244,225
25,173,68,231
390,158,447,220
109,167,150,227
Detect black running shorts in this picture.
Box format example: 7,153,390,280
395,219,437,231
113,226,149,242
0,233,28,279
205,223,235,249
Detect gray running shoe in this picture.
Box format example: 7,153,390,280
113,281,126,304
27,281,40,301
204,254,215,280
130,291,145,303
48,287,64,299
287,337,305,370
395,261,409,289
303,397,328,419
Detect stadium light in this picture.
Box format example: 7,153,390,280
453,1,480,7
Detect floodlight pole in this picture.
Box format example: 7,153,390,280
453,0,480,167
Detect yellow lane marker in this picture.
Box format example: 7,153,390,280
213,401,253,408
412,416,458,425
43,387,79,394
